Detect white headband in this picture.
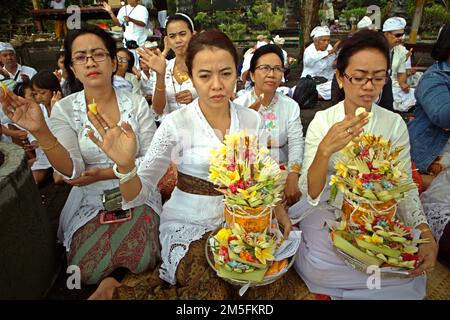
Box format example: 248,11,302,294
0,42,15,53
310,26,330,39
165,13,195,32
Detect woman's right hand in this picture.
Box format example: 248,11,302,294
318,112,369,158
102,2,113,14
1,90,47,134
86,110,137,169
137,47,166,76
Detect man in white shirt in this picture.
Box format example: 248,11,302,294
383,17,416,112
0,42,37,83
301,26,338,100
103,0,149,48
50,0,67,39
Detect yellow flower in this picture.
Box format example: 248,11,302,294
216,228,232,243
209,168,220,182
335,162,348,178
329,175,339,186
227,170,240,183
219,145,227,155
255,246,275,264
371,234,384,245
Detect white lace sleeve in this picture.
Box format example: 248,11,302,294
133,95,157,168
49,100,86,179
299,113,329,206
287,100,304,171
391,118,428,228
122,117,178,209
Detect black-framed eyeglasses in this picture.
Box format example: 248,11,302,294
255,64,285,75
72,51,110,65
392,32,405,38
117,56,130,63
342,71,387,86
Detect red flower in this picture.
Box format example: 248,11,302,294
367,161,377,171
401,253,419,266
237,181,246,190
358,148,369,158
227,164,236,171
279,165,286,171
229,184,238,193
361,173,383,181
219,245,230,262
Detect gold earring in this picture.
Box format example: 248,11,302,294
338,82,343,89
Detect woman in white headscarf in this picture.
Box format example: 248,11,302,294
301,26,339,100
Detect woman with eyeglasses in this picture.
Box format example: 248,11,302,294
292,30,437,299
234,44,304,206
113,48,140,95
137,13,198,121
1,25,160,297
81,29,305,300
382,17,416,112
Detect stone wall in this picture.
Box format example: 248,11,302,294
0,143,58,299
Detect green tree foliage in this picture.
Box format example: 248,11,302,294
194,0,283,40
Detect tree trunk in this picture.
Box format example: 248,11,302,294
408,0,426,44
177,0,194,17
299,0,320,58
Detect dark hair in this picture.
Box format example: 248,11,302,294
431,21,450,62
166,13,195,33
117,48,135,73
31,70,62,93
57,50,65,60
186,29,239,76
249,44,284,74
335,30,390,74
63,23,117,94
13,79,33,97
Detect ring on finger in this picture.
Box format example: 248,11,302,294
346,127,353,135
103,126,109,131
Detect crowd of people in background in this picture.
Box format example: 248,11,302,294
0,1,449,301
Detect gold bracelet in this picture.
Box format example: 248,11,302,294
155,86,165,92
40,138,59,151
290,163,302,174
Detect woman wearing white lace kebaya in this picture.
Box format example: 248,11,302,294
293,30,438,299
85,30,305,300
234,44,304,206
137,13,198,121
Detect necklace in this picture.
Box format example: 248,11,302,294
174,64,189,84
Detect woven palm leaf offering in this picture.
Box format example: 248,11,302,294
328,121,429,274
207,131,296,284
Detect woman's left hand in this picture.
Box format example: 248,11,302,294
274,205,292,239
64,167,103,187
408,231,438,278
284,172,301,206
